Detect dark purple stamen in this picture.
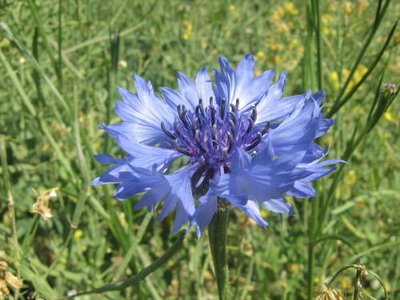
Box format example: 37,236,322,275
220,99,226,119
161,98,270,179
245,132,263,151
161,122,176,140
250,106,257,122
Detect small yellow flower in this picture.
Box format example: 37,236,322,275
289,38,300,47
275,7,285,18
74,229,83,241
118,60,128,69
342,68,350,81
276,22,290,33
283,2,299,15
256,51,266,61
41,144,51,152
346,170,357,185
322,14,334,24
328,71,340,90
228,4,236,11
182,32,192,40
384,111,395,122
261,209,269,219
357,0,369,14
287,263,301,273
395,32,400,43
269,43,282,52
344,2,354,15
182,20,193,31
340,276,352,289
322,26,330,35
271,55,283,65
182,21,193,40
353,64,368,84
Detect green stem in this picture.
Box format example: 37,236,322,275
353,267,362,300
208,198,231,300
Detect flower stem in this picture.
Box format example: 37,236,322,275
208,198,231,300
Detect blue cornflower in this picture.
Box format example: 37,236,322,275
93,54,342,237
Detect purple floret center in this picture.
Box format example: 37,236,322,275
161,98,270,174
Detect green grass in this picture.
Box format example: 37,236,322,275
0,0,399,299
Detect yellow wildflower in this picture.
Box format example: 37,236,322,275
182,33,192,40
276,22,290,33
256,51,266,61
287,263,301,273
322,27,330,35
271,55,283,65
357,0,369,14
261,209,269,219
269,43,282,52
228,4,236,11
328,71,340,90
74,229,83,241
182,20,192,31
182,21,193,40
118,60,128,69
275,7,285,18
346,170,357,185
384,111,395,122
344,2,353,15
322,14,334,25
283,2,299,15
289,38,299,47
353,64,368,84
340,276,352,289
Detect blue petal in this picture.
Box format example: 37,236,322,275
155,166,197,233
215,54,275,110
288,158,345,198
114,76,176,145
161,87,191,109
269,98,320,166
101,125,181,169
312,90,325,105
231,148,252,172
92,157,131,185
287,181,316,198
238,199,268,227
262,198,294,215
195,67,215,105
177,72,199,110
192,192,218,238
256,86,309,124
93,154,125,165
316,118,335,138
171,202,191,234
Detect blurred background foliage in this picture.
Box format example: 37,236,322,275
0,0,399,299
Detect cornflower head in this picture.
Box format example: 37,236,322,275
93,54,342,237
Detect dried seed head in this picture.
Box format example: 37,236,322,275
4,272,23,289
0,262,7,272
30,187,58,220
315,283,345,300
0,279,10,298
380,83,397,95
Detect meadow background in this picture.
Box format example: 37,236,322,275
0,0,399,299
